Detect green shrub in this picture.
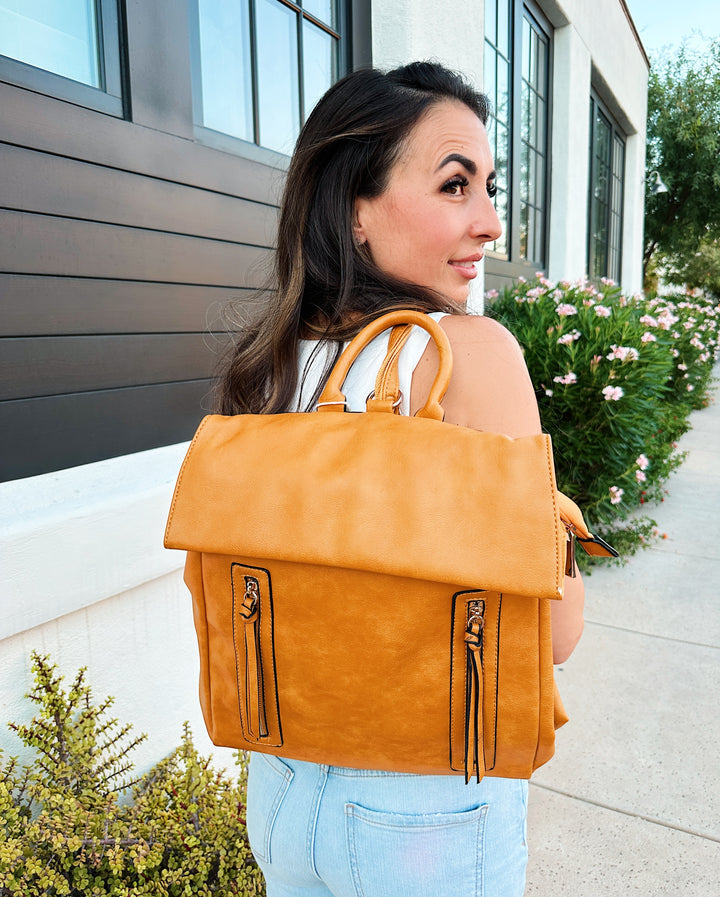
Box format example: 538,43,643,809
487,276,719,560
0,653,265,897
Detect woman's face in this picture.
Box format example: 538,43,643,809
354,100,502,305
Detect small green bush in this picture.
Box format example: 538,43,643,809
0,653,265,897
487,276,719,560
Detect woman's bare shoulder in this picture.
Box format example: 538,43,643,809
438,311,521,347
411,313,541,437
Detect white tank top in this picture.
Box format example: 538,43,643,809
293,312,447,414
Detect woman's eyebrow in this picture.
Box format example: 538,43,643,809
435,153,477,175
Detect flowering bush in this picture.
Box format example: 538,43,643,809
487,275,719,560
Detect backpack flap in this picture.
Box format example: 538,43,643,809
164,409,567,600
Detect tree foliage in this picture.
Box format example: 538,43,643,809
644,40,720,286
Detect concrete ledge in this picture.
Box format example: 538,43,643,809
0,442,189,639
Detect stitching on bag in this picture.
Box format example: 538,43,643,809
164,415,212,542
544,437,562,591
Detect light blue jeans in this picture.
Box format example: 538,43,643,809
247,753,528,897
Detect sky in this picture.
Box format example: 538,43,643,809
624,0,720,56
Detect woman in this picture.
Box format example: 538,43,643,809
219,61,584,897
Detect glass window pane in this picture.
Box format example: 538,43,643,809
522,19,532,84
198,0,253,142
493,187,509,255
484,43,496,104
485,0,497,48
496,57,510,124
0,0,100,87
494,122,509,188
256,0,300,154
302,0,334,27
303,19,334,120
535,151,544,208
497,0,510,54
537,33,547,90
519,202,529,258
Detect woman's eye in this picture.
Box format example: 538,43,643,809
486,180,498,198
442,175,469,195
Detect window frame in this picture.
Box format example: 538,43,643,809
484,0,553,282
587,91,626,284
0,0,125,116
189,0,351,161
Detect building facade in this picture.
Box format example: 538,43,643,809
0,0,648,767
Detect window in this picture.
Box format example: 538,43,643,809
192,0,344,156
484,0,551,271
588,94,625,283
0,0,123,115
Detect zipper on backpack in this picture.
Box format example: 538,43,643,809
564,523,578,578
464,599,485,783
239,575,269,738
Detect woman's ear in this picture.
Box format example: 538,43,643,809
353,197,370,246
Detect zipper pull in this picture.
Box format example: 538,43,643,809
564,528,577,578
240,577,260,620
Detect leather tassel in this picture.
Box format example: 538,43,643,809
464,616,483,784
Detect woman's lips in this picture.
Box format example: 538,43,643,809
448,256,483,279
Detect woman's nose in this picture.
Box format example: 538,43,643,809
470,194,502,243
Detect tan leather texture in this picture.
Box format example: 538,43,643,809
165,311,614,780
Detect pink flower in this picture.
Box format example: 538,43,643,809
636,470,647,483
640,314,658,326
687,384,694,391
545,388,554,396
606,344,639,362
602,385,624,401
485,289,499,300
677,363,688,371
690,336,705,349
594,305,612,317
557,329,581,345
609,486,624,505
636,454,650,470
641,331,657,343
601,276,616,286
553,372,578,385
556,303,578,317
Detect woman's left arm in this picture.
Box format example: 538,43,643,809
552,572,584,663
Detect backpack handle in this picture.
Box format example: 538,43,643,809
316,310,453,421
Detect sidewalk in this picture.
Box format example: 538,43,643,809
525,376,720,896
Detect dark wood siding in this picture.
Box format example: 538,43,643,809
0,3,283,481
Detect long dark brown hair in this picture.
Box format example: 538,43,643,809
217,61,489,415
